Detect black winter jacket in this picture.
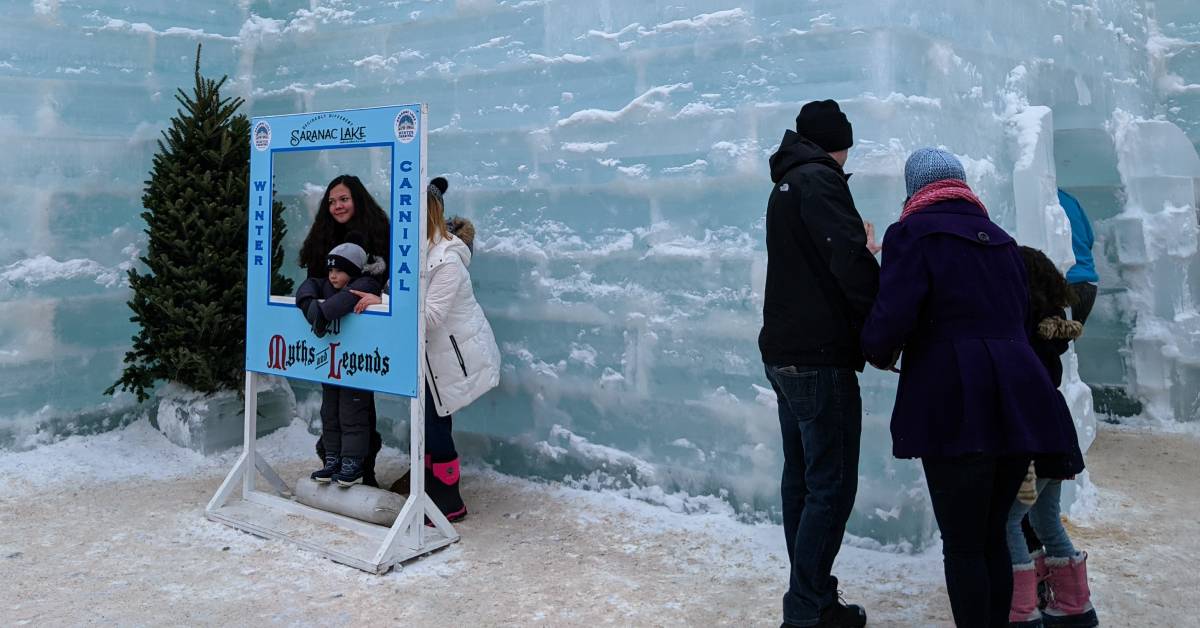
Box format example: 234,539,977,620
1029,307,1071,388
295,274,384,323
1027,306,1086,479
759,131,880,370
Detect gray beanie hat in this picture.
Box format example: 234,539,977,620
327,231,367,277
904,147,967,197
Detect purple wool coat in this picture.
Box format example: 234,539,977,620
861,199,1078,459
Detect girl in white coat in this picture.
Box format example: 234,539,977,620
356,177,500,520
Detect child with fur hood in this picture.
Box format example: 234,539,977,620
295,231,386,487
1007,245,1098,628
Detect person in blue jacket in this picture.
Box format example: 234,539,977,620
1057,190,1099,324
861,148,1077,628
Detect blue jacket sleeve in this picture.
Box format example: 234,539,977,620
861,223,930,368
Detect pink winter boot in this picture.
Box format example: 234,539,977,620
428,457,467,522
1010,563,1044,627
1031,548,1051,609
1043,552,1099,627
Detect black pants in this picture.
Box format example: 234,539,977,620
425,385,457,461
1069,282,1097,325
319,384,374,458
316,386,456,458
923,455,1029,628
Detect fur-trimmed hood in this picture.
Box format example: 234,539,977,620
447,216,475,252
362,255,387,277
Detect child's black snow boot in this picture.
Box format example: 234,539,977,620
311,453,340,483
334,456,365,487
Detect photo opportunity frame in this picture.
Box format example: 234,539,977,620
207,104,458,574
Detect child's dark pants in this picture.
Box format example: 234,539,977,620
319,383,374,458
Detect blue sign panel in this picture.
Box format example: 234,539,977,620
245,104,425,397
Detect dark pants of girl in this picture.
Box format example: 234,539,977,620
425,385,457,460
1069,282,1097,325
922,455,1029,628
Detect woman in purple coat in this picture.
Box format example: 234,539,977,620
861,148,1078,628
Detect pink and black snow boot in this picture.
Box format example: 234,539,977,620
1043,552,1099,627
1031,548,1051,609
1009,562,1044,627
428,456,467,522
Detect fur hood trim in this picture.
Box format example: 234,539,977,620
447,217,475,251
362,255,387,277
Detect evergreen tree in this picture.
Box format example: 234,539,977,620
107,45,292,402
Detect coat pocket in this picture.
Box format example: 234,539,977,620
449,334,468,377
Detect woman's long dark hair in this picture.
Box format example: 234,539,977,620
1018,245,1076,317
298,174,390,276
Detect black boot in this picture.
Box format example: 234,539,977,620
311,453,340,483
362,431,382,488
817,599,867,628
427,456,467,522
388,470,412,495
334,456,364,487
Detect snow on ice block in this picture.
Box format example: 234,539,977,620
155,377,295,454
1131,335,1171,394
1111,215,1149,265
1146,206,1200,260
1170,361,1200,422
1115,118,1200,179
293,476,405,527
1124,176,1197,214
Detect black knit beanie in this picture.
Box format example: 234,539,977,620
429,176,448,200
795,99,853,153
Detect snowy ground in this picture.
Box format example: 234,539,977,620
0,420,1195,626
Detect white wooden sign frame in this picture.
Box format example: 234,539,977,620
205,104,457,573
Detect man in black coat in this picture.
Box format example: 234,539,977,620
759,100,879,628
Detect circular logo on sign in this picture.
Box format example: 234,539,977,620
394,110,417,144
253,120,272,151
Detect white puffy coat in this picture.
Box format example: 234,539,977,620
423,233,500,416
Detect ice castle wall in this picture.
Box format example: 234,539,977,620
1,0,1189,544
0,1,248,447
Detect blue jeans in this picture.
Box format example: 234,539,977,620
765,364,862,627
1006,478,1077,564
